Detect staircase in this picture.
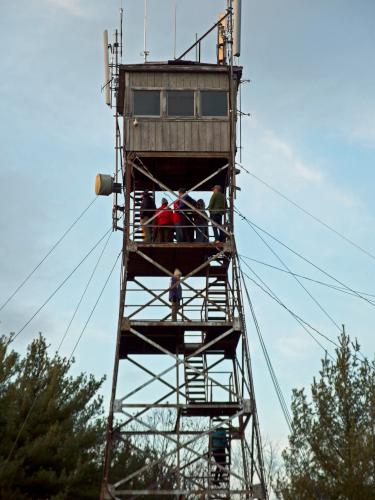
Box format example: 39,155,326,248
206,275,228,322
208,418,231,499
184,354,207,404
132,190,145,241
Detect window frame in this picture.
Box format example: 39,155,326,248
166,89,196,118
199,90,229,118
130,88,230,120
132,89,162,117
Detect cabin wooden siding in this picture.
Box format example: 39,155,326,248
122,71,236,153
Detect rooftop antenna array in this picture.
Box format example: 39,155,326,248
175,0,241,65
102,8,123,108
99,9,124,230
217,12,227,65
232,0,241,57
103,30,111,106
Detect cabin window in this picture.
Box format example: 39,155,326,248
201,91,228,117
167,90,194,117
133,90,161,116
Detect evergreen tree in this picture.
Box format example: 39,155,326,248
277,332,375,500
0,334,105,499
0,335,181,499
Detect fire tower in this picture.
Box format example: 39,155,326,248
99,3,267,498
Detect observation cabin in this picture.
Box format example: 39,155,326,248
117,61,242,191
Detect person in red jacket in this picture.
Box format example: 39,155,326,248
155,198,173,242
172,199,184,242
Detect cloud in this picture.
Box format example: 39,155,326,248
262,130,323,183
241,119,365,219
44,0,83,16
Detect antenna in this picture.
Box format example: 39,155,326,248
120,7,123,60
173,0,177,59
233,0,242,57
217,12,227,65
142,0,150,62
103,30,111,106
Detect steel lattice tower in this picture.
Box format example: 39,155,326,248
100,6,267,499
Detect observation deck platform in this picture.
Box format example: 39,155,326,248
182,402,242,418
119,319,241,357
126,241,232,279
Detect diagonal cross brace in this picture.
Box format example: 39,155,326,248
120,409,246,487
132,278,190,321
117,325,237,404
117,356,226,430
114,408,245,489
129,159,231,238
128,248,228,319
126,326,236,399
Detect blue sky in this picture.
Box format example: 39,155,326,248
1,0,375,449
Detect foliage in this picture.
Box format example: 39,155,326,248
0,334,105,499
277,332,375,500
110,409,204,495
0,335,183,499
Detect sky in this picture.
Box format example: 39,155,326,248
1,0,375,453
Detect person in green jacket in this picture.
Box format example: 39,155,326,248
208,185,226,242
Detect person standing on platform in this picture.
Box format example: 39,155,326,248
155,198,173,242
208,185,226,243
169,268,182,321
178,188,196,242
140,191,156,243
173,198,184,242
194,199,209,242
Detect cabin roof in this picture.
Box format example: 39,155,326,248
119,60,242,75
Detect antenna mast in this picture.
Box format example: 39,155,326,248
120,7,123,60
142,0,150,62
173,0,177,59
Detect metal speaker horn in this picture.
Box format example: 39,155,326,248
95,174,122,196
